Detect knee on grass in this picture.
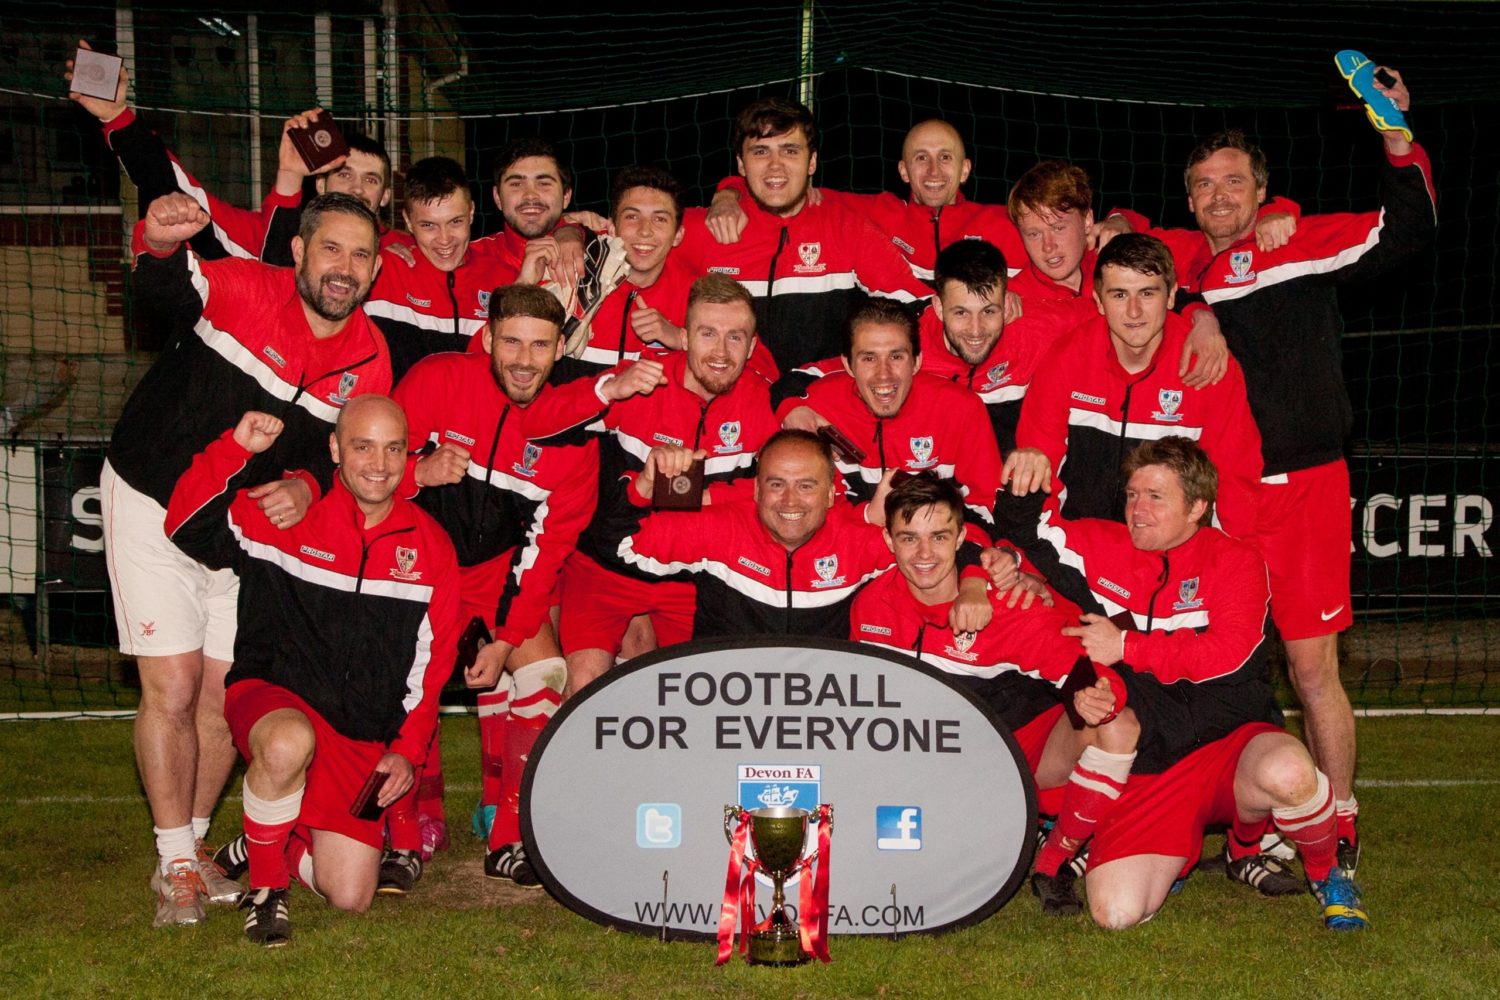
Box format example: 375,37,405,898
1089,893,1159,931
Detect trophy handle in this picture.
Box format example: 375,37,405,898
791,804,835,873
723,805,745,845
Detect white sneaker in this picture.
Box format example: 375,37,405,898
196,839,244,905
150,858,207,928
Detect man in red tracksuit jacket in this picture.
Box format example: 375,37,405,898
392,284,605,887
915,239,1095,454
101,191,391,928
672,98,932,375
165,399,461,947
1008,436,1359,933
1118,66,1437,865
1005,233,1263,543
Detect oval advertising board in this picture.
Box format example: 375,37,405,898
522,638,1036,939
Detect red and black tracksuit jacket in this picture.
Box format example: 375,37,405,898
776,371,1002,530
165,430,461,763
1014,515,1282,773
393,353,599,648
850,569,1087,732
1141,145,1437,476
618,501,898,640
674,197,931,374
1012,311,1263,539
915,297,1093,454
109,226,392,507
542,351,781,578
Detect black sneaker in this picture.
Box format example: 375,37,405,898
1030,868,1082,917
377,849,422,895
241,886,291,948
1226,853,1305,897
485,842,542,888
213,835,250,882
1336,837,1360,878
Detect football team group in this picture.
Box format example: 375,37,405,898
66,46,1434,946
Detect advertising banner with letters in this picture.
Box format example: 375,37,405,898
522,639,1037,939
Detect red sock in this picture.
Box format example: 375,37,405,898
1227,814,1273,861
1035,747,1134,877
1273,771,1338,882
1334,795,1359,845
386,780,421,852
284,829,320,896
416,728,446,823
477,683,512,809
488,660,563,851
242,782,302,890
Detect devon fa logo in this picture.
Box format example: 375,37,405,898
1153,388,1184,422
1174,576,1203,611
909,436,934,467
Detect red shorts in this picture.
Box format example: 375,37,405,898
1088,722,1284,872
225,679,388,850
458,551,560,637
1014,704,1068,817
558,551,695,657
1254,460,1353,640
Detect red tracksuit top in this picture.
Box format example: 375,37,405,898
165,430,461,764
1014,311,1263,539
109,227,392,507
392,352,599,647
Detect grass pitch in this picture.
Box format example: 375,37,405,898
2,715,1498,999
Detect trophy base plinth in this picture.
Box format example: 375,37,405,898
748,927,807,966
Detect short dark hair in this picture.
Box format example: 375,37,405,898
844,299,920,360
488,283,565,332
732,97,818,156
884,470,965,530
1008,160,1093,223
403,156,468,207
345,133,392,186
1121,436,1218,522
687,273,756,315
492,137,573,192
757,428,835,480
610,164,684,226
1184,128,1269,191
933,239,1007,300
297,192,379,247
1094,233,1177,292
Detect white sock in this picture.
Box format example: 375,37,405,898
242,783,304,826
154,824,198,872
192,816,211,843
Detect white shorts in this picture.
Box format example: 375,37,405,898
100,460,238,661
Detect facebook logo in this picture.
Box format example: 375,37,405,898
636,803,681,849
875,806,923,851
